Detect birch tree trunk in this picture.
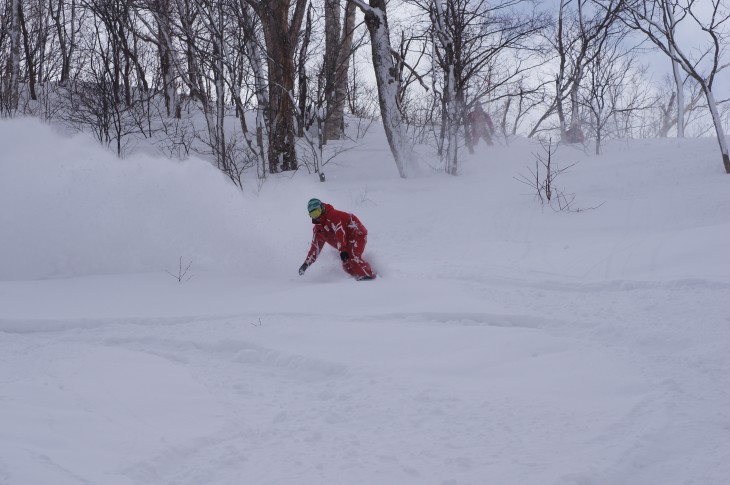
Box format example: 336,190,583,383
348,0,412,178
239,3,269,175
6,0,22,112
444,65,459,175
213,1,227,175
703,86,730,174
555,0,568,136
432,0,458,175
328,2,357,141
566,62,585,142
667,4,684,138
669,56,684,137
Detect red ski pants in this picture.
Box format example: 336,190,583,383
342,235,374,278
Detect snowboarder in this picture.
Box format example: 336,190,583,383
466,101,495,146
298,198,376,281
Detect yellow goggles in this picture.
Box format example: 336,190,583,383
309,207,323,219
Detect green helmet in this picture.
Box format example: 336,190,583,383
307,198,324,219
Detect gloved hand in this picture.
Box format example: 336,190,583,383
340,251,350,261
298,263,308,275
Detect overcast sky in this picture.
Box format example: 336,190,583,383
382,0,730,100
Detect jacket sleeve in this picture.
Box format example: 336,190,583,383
305,228,324,265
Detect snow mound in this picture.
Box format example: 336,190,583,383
0,119,290,280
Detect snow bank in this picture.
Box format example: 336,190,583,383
336,133,730,283
1,117,728,284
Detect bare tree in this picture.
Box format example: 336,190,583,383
246,0,307,173
137,0,179,118
391,25,429,123
431,0,459,174
158,0,232,178
323,0,340,140
530,0,623,143
305,0,362,144
653,73,704,137
328,1,357,140
296,3,312,138
617,0,730,173
187,0,234,183
670,41,684,137
345,56,379,119
3,0,22,113
48,0,81,85
62,15,146,156
499,78,550,138
581,24,649,154
412,0,546,160
347,0,413,178
18,0,51,101
232,1,269,176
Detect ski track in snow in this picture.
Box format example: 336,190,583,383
2,277,729,485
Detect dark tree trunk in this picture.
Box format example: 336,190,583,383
155,0,179,118
297,5,312,137
265,23,298,172
323,0,341,141
255,0,307,173
328,1,356,140
19,3,37,100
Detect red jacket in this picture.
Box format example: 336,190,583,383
305,203,368,265
467,108,495,133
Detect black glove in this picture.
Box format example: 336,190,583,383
340,251,350,261
298,263,308,275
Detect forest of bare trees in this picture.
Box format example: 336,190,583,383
1,0,728,181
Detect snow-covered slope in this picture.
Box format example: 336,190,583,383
1,118,728,485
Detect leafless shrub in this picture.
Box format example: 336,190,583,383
158,112,197,159
515,138,602,212
166,256,193,283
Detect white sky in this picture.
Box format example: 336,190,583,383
378,0,730,99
